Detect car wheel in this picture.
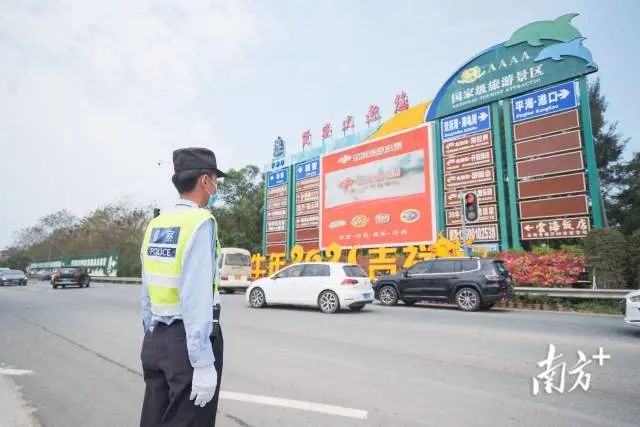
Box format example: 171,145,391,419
402,300,417,306
53,285,58,289
249,288,266,308
481,302,495,310
378,285,399,306
318,290,340,314
349,304,365,312
455,287,481,311
62,285,66,289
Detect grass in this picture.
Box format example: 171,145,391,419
511,294,623,315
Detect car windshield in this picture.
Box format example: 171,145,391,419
225,253,251,266
61,268,79,273
1,270,24,276
493,261,507,273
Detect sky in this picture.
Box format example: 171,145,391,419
1,0,639,248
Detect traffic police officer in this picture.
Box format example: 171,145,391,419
140,147,225,427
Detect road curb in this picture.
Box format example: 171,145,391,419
0,374,40,426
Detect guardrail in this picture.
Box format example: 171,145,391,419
93,276,141,284
93,276,633,299
514,287,631,299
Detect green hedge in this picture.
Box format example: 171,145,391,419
626,229,640,287
584,228,631,288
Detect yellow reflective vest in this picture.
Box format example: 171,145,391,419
141,208,221,317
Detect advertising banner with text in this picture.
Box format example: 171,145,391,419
321,125,436,248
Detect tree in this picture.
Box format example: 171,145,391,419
2,251,31,272
608,152,640,235
584,228,628,288
9,202,151,276
590,78,627,196
589,78,638,233
211,165,264,253
626,229,640,287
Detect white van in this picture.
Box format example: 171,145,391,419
218,248,252,293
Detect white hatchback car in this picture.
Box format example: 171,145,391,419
623,289,640,327
246,262,374,313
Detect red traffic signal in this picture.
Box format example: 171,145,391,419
462,192,479,223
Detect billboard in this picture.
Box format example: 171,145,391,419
294,158,321,249
511,82,590,241
265,168,289,254
320,125,435,248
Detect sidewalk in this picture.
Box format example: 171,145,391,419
0,375,39,427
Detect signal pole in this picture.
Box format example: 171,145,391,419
460,193,468,257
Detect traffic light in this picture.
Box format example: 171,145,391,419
463,192,479,223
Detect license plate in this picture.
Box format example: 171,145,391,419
362,293,371,299
234,275,242,280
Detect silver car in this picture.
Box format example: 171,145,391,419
0,270,28,286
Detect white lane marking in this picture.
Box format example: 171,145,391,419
0,368,34,376
220,391,368,420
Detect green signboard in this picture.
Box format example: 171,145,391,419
28,252,119,277
430,13,603,250
426,14,597,120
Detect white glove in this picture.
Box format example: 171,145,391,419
189,364,218,407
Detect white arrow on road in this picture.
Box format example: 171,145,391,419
478,111,489,121
558,89,570,99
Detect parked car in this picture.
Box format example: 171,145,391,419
622,289,640,327
246,262,373,313
30,269,52,281
373,258,513,311
0,269,27,286
40,270,53,281
52,267,91,289
219,247,252,293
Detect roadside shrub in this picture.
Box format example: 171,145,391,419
584,228,628,288
497,250,584,287
626,229,640,287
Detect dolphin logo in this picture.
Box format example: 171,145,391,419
504,13,582,47
534,38,597,68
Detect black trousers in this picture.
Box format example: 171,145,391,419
140,321,224,427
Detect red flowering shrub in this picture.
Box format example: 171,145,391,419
497,251,585,287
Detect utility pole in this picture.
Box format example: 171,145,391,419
460,194,468,257
47,241,54,262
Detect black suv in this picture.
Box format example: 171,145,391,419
52,267,91,289
373,258,513,311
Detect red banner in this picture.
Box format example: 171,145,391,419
321,125,435,247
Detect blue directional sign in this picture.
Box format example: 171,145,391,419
267,168,288,188
295,158,319,181
441,105,491,141
511,80,577,123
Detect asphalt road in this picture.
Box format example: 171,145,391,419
0,280,638,427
